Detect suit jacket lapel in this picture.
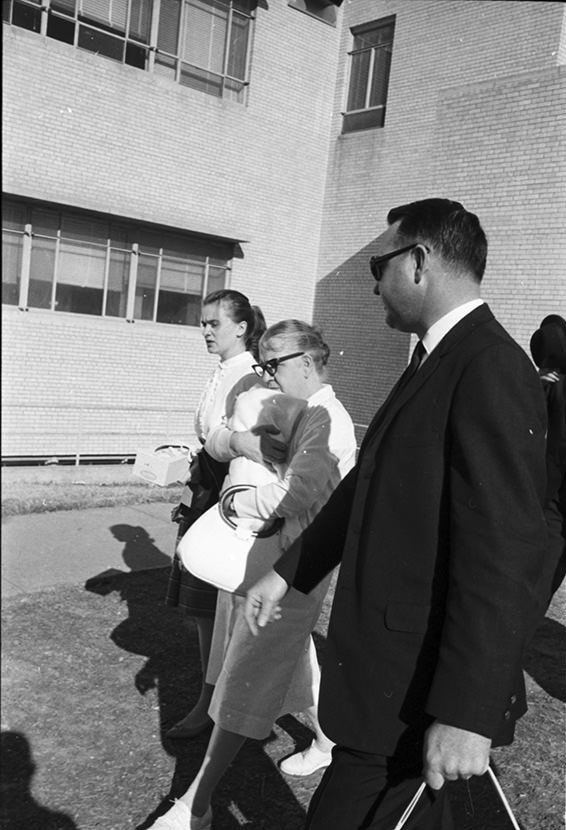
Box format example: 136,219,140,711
361,304,494,453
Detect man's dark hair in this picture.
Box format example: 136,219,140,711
387,198,487,281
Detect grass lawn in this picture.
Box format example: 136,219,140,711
1,465,183,518
1,472,565,829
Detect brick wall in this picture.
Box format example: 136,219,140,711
2,4,341,456
1,304,216,456
2,0,565,456
314,0,566,430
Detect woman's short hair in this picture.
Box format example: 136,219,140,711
387,198,487,282
260,319,330,375
203,289,266,359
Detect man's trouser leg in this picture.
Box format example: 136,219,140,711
305,745,454,830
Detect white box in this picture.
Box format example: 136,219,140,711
132,446,192,487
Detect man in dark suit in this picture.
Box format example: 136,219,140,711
244,199,548,828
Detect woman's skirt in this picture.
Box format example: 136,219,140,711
206,576,331,739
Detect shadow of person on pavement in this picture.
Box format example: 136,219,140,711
84,564,196,737
0,731,78,830
84,566,310,830
109,524,171,571
84,520,199,758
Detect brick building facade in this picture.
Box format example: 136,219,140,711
2,0,565,460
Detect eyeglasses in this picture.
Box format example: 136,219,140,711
252,352,305,378
369,243,430,281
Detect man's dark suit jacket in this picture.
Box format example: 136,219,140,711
275,304,548,757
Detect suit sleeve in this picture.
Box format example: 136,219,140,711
274,463,359,592
425,343,548,737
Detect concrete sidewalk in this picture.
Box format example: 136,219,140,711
2,501,175,597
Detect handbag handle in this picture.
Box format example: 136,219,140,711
392,766,521,830
154,444,192,453
219,485,284,539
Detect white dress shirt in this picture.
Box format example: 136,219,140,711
420,299,485,363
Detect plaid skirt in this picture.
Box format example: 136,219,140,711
165,508,218,619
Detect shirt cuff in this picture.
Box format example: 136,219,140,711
206,426,237,461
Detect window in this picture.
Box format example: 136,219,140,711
2,198,234,325
342,17,395,134
2,0,255,102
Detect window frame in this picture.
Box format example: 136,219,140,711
342,16,395,135
3,0,255,103
1,197,235,326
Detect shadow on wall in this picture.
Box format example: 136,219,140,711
313,239,411,440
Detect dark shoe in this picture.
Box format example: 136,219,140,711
165,717,213,739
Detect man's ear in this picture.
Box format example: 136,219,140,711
413,244,428,284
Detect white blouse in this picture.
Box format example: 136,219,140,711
194,350,256,443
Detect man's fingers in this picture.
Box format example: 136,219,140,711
424,769,446,790
245,573,289,635
423,722,492,791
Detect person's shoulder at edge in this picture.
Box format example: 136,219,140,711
447,309,542,376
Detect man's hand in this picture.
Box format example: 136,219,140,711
423,722,491,790
244,570,289,635
230,427,287,466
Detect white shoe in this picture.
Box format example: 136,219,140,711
150,799,212,830
279,743,333,777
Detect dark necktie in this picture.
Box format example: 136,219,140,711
397,340,426,392
359,341,426,451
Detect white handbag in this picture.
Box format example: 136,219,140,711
177,484,284,596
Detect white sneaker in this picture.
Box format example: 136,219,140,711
150,799,212,830
279,743,333,777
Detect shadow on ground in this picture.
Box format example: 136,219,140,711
523,616,566,703
2,517,561,830
85,561,311,830
85,562,528,830
0,732,78,830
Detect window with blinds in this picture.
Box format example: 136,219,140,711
2,0,255,101
2,198,233,324
342,17,395,134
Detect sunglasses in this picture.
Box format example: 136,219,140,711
369,243,430,280
252,352,305,378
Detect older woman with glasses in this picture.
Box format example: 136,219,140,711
149,320,356,830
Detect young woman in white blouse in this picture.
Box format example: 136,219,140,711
165,289,265,739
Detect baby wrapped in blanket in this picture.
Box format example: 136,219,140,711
221,383,308,534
